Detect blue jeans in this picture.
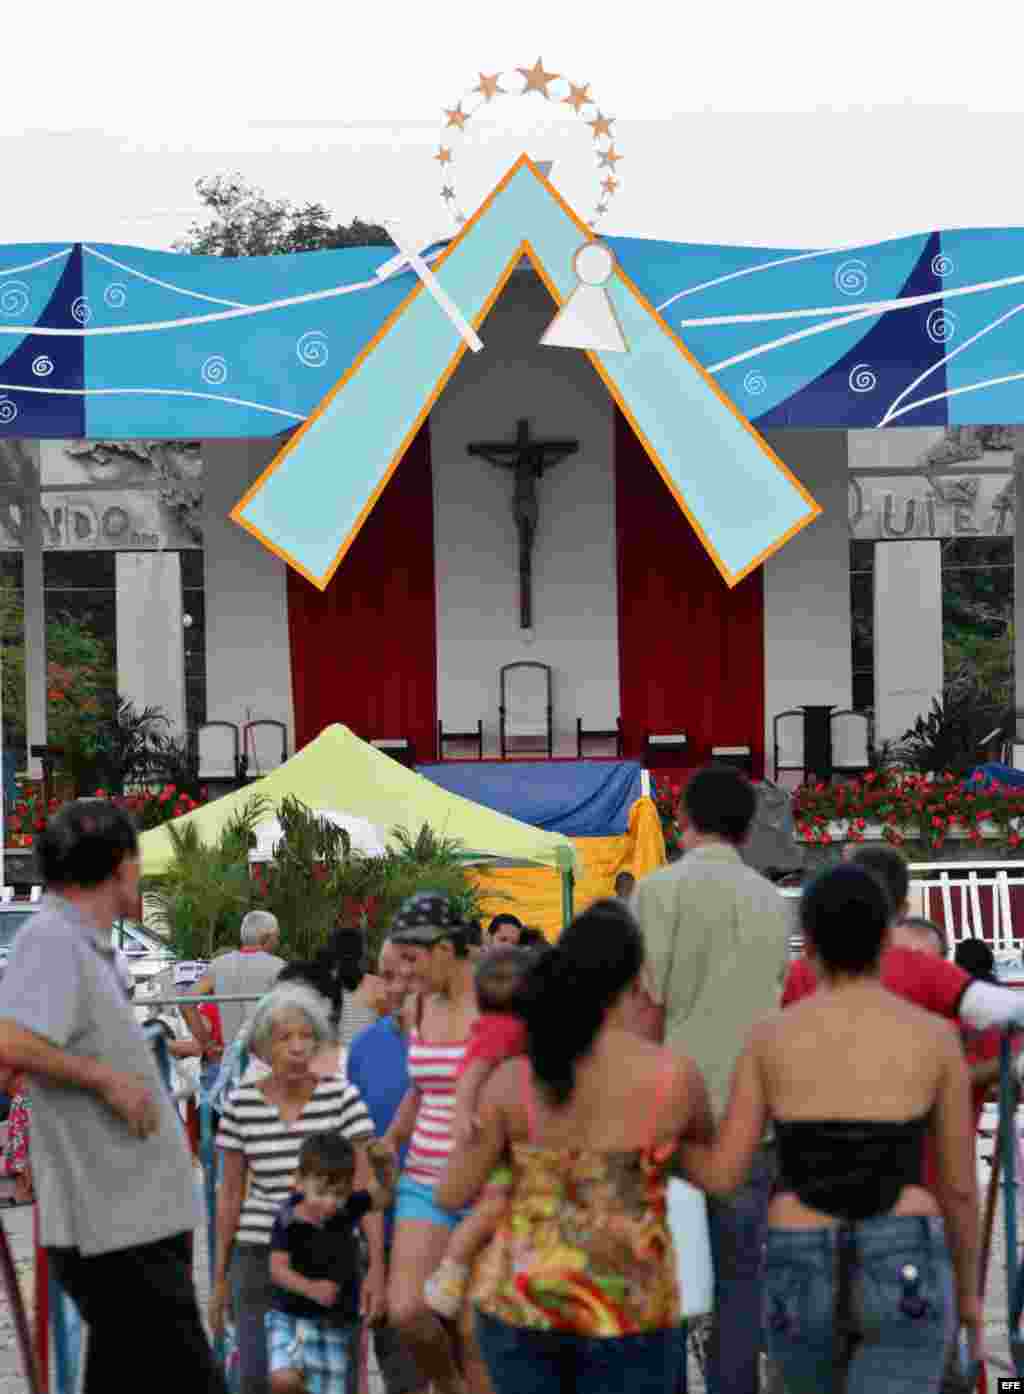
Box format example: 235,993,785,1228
474,1308,681,1394
764,1215,955,1394
706,1142,776,1393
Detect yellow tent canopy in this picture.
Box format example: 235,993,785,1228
138,724,578,878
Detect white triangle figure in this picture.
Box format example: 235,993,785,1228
541,242,629,354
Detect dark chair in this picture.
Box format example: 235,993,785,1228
830,709,874,779
241,720,288,780
711,745,753,774
193,721,241,784
500,663,553,759
577,716,623,759
437,720,483,761
370,737,415,769
644,730,688,766
772,709,806,783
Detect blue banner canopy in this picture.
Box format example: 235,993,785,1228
3,226,1024,438
416,760,645,838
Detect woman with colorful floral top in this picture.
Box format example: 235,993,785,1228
434,898,713,1394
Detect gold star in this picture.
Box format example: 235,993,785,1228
598,145,623,170
517,57,560,98
563,80,592,114
441,185,455,202
435,146,453,165
444,102,469,130
474,72,505,102
588,111,615,141
601,175,619,196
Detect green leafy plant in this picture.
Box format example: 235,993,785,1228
895,662,1003,778
255,797,354,961
141,795,269,959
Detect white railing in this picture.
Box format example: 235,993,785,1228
780,860,1024,966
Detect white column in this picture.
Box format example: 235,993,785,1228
873,540,944,746
22,455,47,781
762,430,853,767
115,553,186,736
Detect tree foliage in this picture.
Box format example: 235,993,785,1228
174,175,391,258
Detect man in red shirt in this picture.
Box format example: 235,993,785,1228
781,846,1024,1036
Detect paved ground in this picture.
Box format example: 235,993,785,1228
1,1148,1020,1393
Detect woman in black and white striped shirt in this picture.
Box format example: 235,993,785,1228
209,983,380,1394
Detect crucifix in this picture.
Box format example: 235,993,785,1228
467,418,579,629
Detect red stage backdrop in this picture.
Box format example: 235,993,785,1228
287,422,438,759
615,408,765,776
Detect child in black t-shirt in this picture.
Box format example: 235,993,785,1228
267,1132,395,1394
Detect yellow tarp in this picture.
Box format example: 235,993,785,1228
472,796,666,940
139,724,578,877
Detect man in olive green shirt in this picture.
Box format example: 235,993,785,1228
632,765,790,1394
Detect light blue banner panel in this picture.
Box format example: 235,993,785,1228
236,159,818,586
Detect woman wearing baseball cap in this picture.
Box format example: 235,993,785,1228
383,893,481,1394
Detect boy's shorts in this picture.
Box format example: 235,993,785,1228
266,1309,358,1394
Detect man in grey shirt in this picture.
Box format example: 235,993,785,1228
182,910,285,1069
0,800,224,1393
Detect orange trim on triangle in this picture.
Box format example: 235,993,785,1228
230,152,820,590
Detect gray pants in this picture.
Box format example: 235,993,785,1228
230,1243,274,1394
706,1143,777,1394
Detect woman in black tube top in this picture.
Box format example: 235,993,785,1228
679,862,979,1394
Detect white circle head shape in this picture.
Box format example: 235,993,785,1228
574,241,616,288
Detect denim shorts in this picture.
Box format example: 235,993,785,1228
394,1176,469,1232
763,1214,955,1394
474,1308,680,1394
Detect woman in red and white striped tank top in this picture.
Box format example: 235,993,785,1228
383,893,481,1394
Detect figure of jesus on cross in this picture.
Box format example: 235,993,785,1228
467,418,579,629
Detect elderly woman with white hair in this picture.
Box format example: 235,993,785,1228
208,981,384,1394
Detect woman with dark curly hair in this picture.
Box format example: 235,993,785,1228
434,898,712,1394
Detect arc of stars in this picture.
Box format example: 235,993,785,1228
517,57,560,98
444,102,469,130
441,186,455,203
601,175,619,196
435,146,453,166
598,145,622,170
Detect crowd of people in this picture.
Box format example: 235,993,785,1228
3,767,1024,1392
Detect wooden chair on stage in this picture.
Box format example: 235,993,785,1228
830,708,874,779
437,720,483,761
370,737,416,768
644,730,688,766
577,716,623,759
241,719,288,781
500,662,553,759
193,721,242,789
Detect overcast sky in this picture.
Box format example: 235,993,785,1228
5,0,1024,253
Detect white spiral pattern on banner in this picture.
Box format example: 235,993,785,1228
71,297,92,325
104,282,127,308
848,363,877,393
0,281,30,317
743,369,767,396
200,354,228,385
31,355,54,378
834,259,868,296
931,252,954,277
296,330,329,367
926,307,957,344
0,396,17,424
